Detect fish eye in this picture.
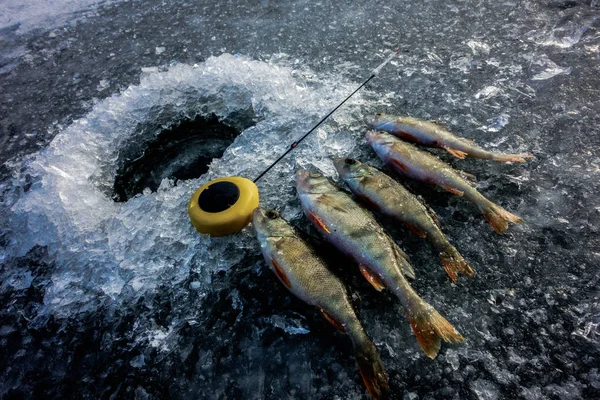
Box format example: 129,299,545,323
344,158,357,165
266,210,279,219
309,171,321,178
376,113,383,116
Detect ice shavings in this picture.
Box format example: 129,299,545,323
2,54,376,318
526,54,573,81
483,114,510,132
539,14,599,49
474,86,502,100
449,55,473,74
265,314,311,335
470,379,500,400
531,65,573,81
467,40,491,56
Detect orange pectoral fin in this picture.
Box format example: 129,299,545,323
319,308,346,332
359,265,385,292
445,147,468,159
308,212,331,233
391,159,410,173
441,185,464,197
406,223,427,238
271,258,292,289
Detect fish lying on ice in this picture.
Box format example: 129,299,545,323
333,157,474,282
366,130,524,234
295,169,464,359
366,114,534,162
253,208,388,399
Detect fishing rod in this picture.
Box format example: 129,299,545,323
188,48,401,237
253,48,401,183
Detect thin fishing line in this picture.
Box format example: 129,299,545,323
252,48,400,183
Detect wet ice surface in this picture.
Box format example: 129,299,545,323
0,0,118,34
1,0,600,399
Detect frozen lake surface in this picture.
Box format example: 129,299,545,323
1,1,599,399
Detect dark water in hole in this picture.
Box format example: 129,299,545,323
112,114,241,202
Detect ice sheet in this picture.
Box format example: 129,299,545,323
0,0,117,34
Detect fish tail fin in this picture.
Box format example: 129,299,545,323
439,246,475,282
354,338,389,400
407,302,465,359
481,201,524,234
491,153,535,162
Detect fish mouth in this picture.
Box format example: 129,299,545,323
295,168,312,191
253,207,280,222
365,113,392,130
253,207,288,239
366,130,394,146
295,168,328,193
295,168,310,184
332,157,347,174
252,207,267,226
365,130,382,144
332,157,359,176
252,206,265,218
295,168,324,181
365,115,378,128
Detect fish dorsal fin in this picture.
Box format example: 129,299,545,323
416,195,441,228
392,240,410,261
319,308,346,332
271,257,292,289
458,170,477,187
392,243,415,280
359,265,385,292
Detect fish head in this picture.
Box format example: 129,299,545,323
252,207,295,241
295,168,335,194
332,157,371,180
367,130,413,161
365,130,397,149
365,113,397,131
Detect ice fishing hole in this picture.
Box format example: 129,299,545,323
112,112,253,202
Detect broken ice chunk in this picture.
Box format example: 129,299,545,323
467,40,491,56
527,54,572,81
484,114,510,132
540,15,599,49
531,65,573,81
474,86,502,100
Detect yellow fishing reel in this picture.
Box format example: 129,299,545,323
188,176,259,237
